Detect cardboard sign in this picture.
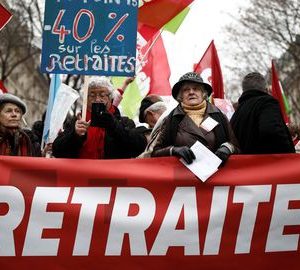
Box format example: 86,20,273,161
41,0,138,76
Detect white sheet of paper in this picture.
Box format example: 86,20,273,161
200,117,219,132
180,141,222,182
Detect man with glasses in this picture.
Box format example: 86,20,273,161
52,76,147,159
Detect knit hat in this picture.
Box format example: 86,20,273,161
242,72,267,92
172,72,213,99
0,93,27,114
139,94,163,123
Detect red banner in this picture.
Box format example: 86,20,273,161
0,154,300,269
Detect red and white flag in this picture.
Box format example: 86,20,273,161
194,40,224,99
0,80,8,94
137,30,171,96
271,60,290,124
0,4,12,31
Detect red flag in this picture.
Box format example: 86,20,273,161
271,60,290,124
0,4,12,31
137,30,171,96
138,0,193,31
0,80,8,94
194,40,224,99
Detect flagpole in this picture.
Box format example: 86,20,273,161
81,76,90,121
136,28,164,73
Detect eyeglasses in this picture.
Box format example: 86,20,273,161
88,92,109,99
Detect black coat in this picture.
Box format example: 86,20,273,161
230,90,295,154
152,103,239,157
52,107,147,159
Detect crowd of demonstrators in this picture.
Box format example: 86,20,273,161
51,76,147,159
230,72,295,154
0,93,41,157
151,72,240,165
1,71,298,161
138,94,167,158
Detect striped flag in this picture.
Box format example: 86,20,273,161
163,6,190,34
138,0,193,31
42,74,62,144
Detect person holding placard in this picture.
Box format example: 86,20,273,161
52,77,147,159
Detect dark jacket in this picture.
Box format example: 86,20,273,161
152,103,239,157
0,128,41,157
230,90,295,154
52,107,147,159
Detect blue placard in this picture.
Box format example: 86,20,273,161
41,0,139,76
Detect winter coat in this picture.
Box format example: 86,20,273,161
230,90,295,154
52,106,147,159
0,128,41,157
152,103,239,157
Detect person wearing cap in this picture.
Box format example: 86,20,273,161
230,72,295,154
138,94,167,158
0,93,41,156
152,72,239,165
52,76,147,159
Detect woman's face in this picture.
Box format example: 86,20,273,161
87,86,111,111
179,82,205,106
0,103,22,128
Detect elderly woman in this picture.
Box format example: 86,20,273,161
152,72,239,164
0,93,41,156
52,76,147,159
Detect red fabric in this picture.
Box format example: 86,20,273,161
79,106,115,159
138,23,158,42
0,3,12,31
138,30,171,96
138,0,193,31
0,154,300,269
194,40,224,99
271,60,290,124
0,130,32,156
0,79,8,93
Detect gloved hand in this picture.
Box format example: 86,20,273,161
171,146,196,164
215,145,232,167
97,112,116,130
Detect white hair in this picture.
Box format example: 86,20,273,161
88,76,115,100
144,101,167,116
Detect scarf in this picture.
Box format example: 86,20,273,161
181,100,207,127
0,128,33,156
79,105,115,159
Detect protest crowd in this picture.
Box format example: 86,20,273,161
0,71,298,161
1,1,300,269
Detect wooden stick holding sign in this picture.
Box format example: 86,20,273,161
81,75,90,121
